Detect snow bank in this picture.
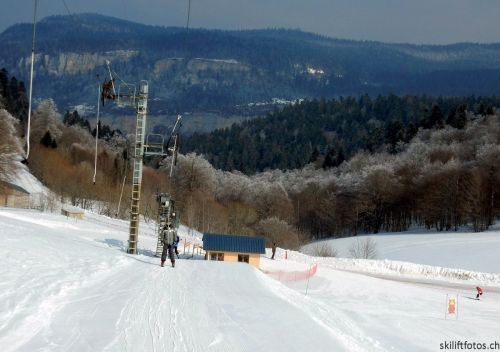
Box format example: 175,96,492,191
268,247,500,287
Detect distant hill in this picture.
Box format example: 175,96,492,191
2,13,500,116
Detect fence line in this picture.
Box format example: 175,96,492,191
182,240,204,258
265,264,318,283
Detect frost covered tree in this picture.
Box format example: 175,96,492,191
242,180,294,221
0,109,23,180
254,217,301,249
165,153,217,229
170,153,216,198
30,99,63,149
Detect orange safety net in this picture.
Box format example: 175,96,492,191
266,264,318,282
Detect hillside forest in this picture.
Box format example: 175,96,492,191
1,68,499,248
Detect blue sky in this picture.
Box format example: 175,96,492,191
2,0,500,44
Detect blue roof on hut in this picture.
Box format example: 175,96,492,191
202,233,266,254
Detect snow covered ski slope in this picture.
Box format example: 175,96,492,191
0,209,345,351
1,208,499,351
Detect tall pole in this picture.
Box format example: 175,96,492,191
26,0,38,159
116,173,126,218
93,82,100,184
169,135,177,177
305,264,312,296
128,81,148,254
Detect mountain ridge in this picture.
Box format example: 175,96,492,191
2,13,500,115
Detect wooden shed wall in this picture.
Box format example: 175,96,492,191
0,191,30,208
207,250,261,268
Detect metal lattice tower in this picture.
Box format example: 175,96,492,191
127,81,148,254
101,61,181,255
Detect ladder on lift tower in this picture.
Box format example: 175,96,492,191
127,81,148,254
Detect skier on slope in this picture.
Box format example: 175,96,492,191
476,286,483,299
161,226,177,268
271,242,277,260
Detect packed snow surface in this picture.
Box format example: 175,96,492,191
1,208,499,351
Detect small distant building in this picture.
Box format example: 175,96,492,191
0,180,30,208
61,205,85,220
202,233,266,268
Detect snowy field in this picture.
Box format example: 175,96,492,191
1,208,499,351
302,226,500,274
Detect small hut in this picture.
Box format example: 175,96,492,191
61,205,85,220
202,233,266,268
0,180,30,208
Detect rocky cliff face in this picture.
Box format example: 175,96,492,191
154,57,249,76
18,50,138,76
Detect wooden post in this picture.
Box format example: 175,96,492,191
305,264,312,296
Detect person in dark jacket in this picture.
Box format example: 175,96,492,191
101,79,115,106
271,242,276,260
161,228,177,268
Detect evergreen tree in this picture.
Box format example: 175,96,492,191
0,68,29,126
322,147,344,169
322,148,337,169
40,131,53,147
0,68,8,108
63,110,73,125
422,105,445,129
447,105,467,129
309,146,320,163
336,147,345,166
385,120,405,153
405,122,418,142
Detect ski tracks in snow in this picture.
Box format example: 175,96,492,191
257,270,386,352
104,263,192,352
0,253,132,352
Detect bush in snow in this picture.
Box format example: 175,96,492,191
348,237,377,259
310,242,338,257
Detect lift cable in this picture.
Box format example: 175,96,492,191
186,0,192,31
61,0,72,16
183,0,192,56
25,0,79,160
25,0,38,160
